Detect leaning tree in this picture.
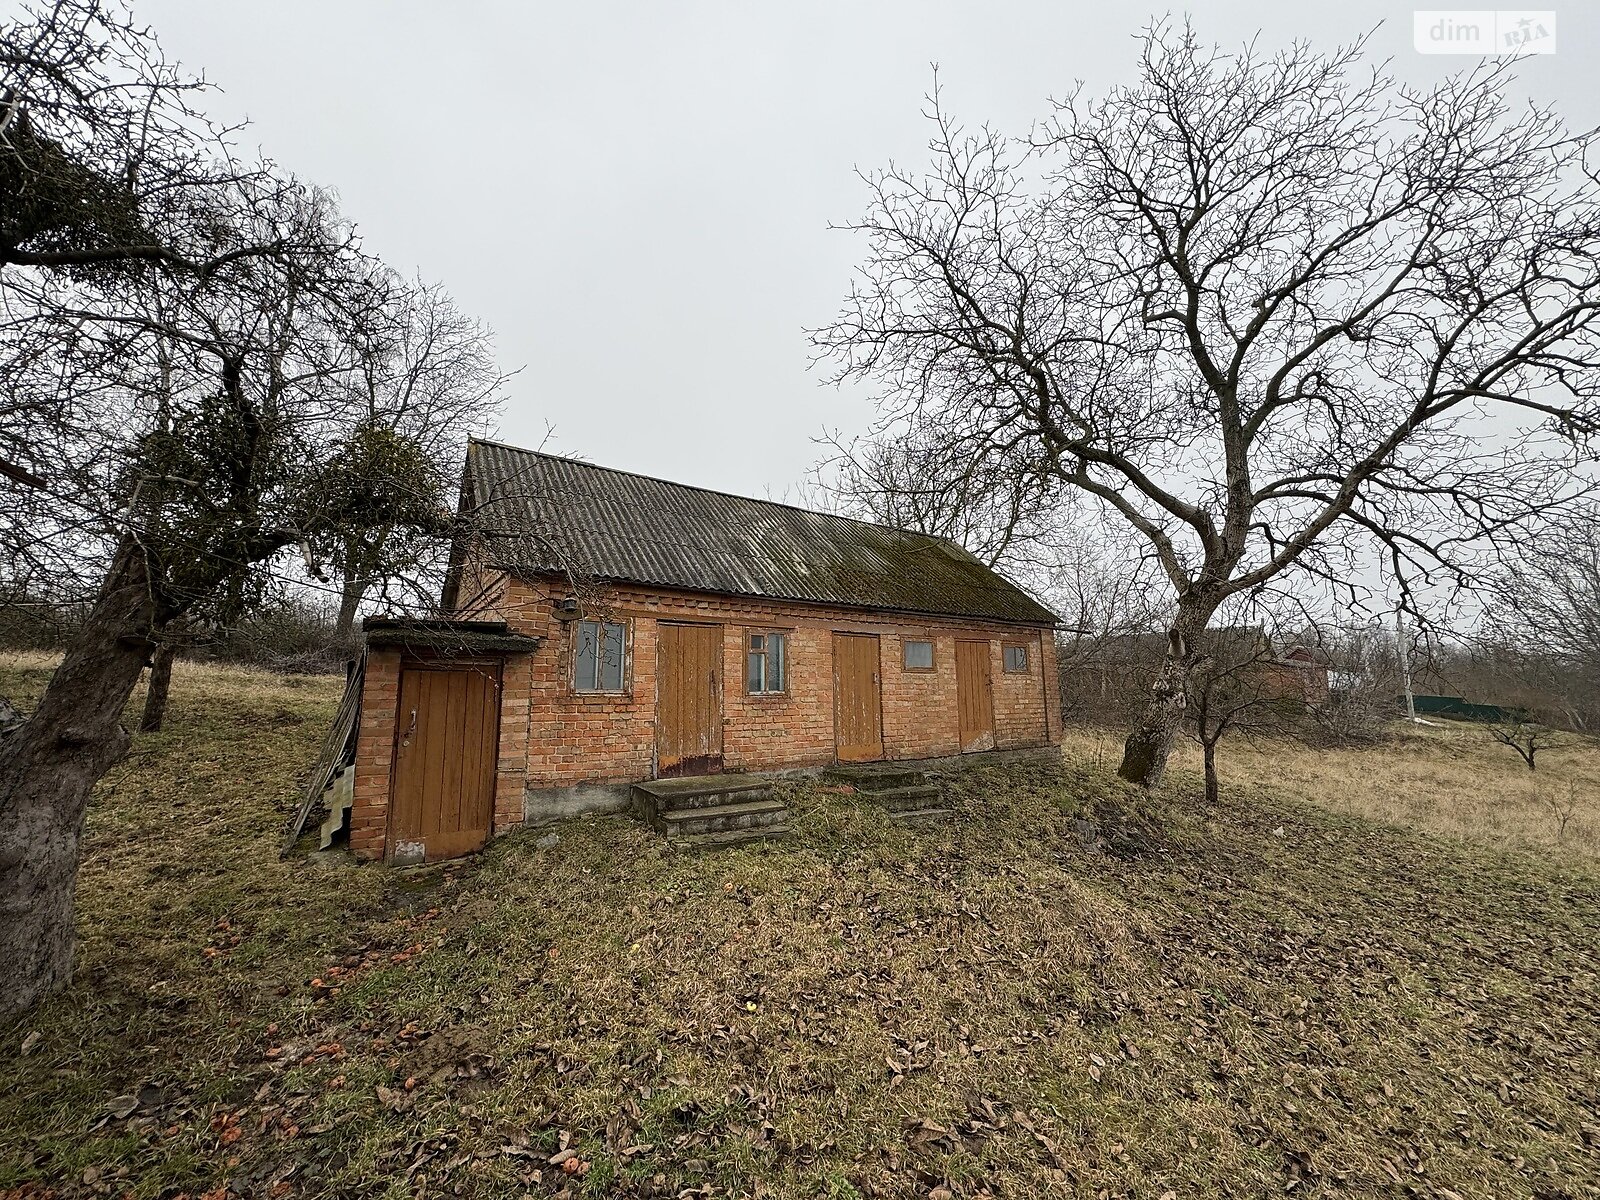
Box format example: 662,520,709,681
0,2,466,1017
817,23,1600,788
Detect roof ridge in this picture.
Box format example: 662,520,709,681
467,435,972,549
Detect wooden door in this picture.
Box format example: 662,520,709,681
956,639,996,752
833,633,884,762
656,622,724,777
389,663,499,862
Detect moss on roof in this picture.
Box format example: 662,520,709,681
460,439,1057,626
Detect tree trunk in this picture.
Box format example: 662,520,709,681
139,643,176,733
334,570,363,642
0,541,159,1018
1118,600,1214,788
1202,739,1219,805
334,529,387,642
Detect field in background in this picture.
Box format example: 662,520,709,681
1063,717,1600,861
0,654,1597,1199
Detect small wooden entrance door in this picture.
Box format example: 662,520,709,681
657,622,724,777
833,633,884,762
956,639,996,752
389,662,500,862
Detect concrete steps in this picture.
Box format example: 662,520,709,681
667,824,793,851
822,765,927,791
659,797,789,836
633,774,791,848
822,764,952,822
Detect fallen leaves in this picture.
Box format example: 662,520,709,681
373,1084,413,1115
210,1110,243,1147
6,696,1600,1200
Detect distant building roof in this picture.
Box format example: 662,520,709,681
449,439,1058,626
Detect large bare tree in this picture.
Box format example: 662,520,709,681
816,24,1600,789
0,3,460,1016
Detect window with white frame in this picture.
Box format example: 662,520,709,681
574,619,626,692
746,630,787,694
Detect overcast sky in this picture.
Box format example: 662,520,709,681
136,1,1598,501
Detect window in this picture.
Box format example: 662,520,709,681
747,630,787,694
1003,643,1030,674
574,619,626,692
903,639,934,671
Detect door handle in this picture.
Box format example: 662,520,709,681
398,707,417,749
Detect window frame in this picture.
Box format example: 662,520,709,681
745,628,790,696
572,617,630,694
902,638,936,673
1002,642,1031,674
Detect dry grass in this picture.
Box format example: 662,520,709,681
2,654,1598,1199
1063,718,1600,861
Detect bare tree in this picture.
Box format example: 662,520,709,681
1049,527,1171,718
330,275,507,641
1488,714,1563,771
1306,620,1396,746
0,5,464,1016
0,2,282,278
814,423,1061,573
1540,782,1581,841
1485,503,1600,727
138,623,184,734
1184,622,1309,805
816,23,1600,793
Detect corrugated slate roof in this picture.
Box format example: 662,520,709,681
460,439,1058,626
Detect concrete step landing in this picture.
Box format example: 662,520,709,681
823,764,951,822
633,773,791,848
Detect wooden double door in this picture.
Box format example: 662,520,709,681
388,661,500,862
657,622,724,777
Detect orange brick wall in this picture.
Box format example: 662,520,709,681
486,576,1058,820
350,573,1060,857
350,647,400,861
994,632,1055,749
1040,634,1062,743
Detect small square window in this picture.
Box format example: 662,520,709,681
747,630,787,694
903,639,934,671
1003,644,1030,674
575,619,626,691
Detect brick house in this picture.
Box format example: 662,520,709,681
339,440,1061,862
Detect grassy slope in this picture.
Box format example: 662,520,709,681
1065,718,1600,862
0,655,1597,1200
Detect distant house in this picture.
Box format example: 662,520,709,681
332,440,1061,863
1270,643,1332,704
1071,625,1330,711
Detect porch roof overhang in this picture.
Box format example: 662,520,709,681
361,617,543,656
